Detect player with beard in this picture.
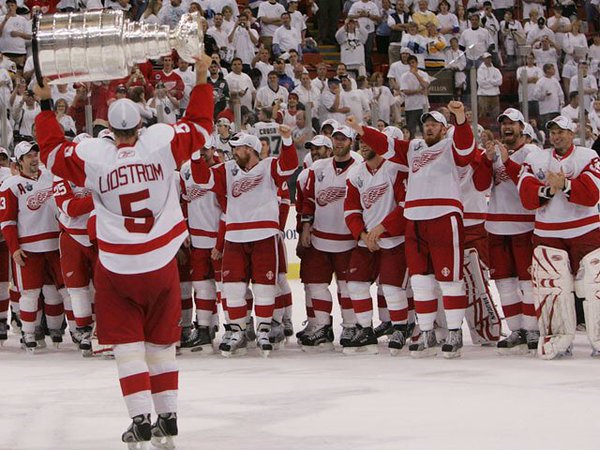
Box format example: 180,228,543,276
294,135,333,344
300,126,362,351
191,125,298,357
347,101,475,359
473,108,542,354
518,116,600,359
343,137,409,355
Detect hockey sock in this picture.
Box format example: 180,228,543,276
278,273,293,319
9,286,20,318
179,281,193,328
411,275,438,331
0,282,8,321
495,277,523,332
68,286,94,328
337,281,357,326
17,288,39,333
381,284,408,324
377,285,391,322
407,289,416,325
307,283,332,325
273,294,285,323
438,281,468,330
519,280,538,331
114,342,153,418
222,282,247,328
193,279,217,327
146,343,178,415
253,284,276,327
57,287,77,333
41,285,65,331
245,288,254,322
348,281,373,328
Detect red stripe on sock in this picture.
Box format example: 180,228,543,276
307,306,315,318
150,371,179,394
181,298,193,310
246,298,253,310
0,299,8,313
9,290,20,302
255,304,274,319
339,297,353,310
415,299,438,314
522,302,536,317
389,308,408,322
274,295,285,309
44,303,64,316
377,295,387,308
443,295,468,310
227,304,246,320
408,297,415,310
20,310,37,322
502,302,522,318
65,309,75,321
311,298,332,314
352,298,373,314
282,293,292,307
120,372,151,396
195,298,214,312
212,301,218,314
75,316,93,328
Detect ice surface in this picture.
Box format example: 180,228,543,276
1,279,600,450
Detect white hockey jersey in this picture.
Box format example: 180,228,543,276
458,153,489,228
53,176,94,247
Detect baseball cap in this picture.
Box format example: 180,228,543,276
498,107,525,126
203,135,215,149
523,123,535,139
14,141,38,160
115,84,127,93
383,126,404,141
229,132,261,153
420,111,448,127
108,98,141,130
546,115,576,132
320,119,339,130
400,47,413,55
0,147,9,157
481,52,492,59
216,117,232,128
98,129,115,141
304,134,333,149
332,126,353,139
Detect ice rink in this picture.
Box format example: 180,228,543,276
2,279,600,450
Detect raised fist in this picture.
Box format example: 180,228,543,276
279,124,292,139
448,100,464,115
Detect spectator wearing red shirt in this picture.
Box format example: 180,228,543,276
151,55,184,100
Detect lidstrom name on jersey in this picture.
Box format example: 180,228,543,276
316,186,346,207
231,175,264,197
26,187,53,211
99,163,165,194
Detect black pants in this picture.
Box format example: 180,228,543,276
318,0,341,44
405,109,423,139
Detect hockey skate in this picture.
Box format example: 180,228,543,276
48,328,63,348
388,324,408,356
282,316,294,339
300,323,334,352
122,413,151,449
497,330,528,355
151,413,177,450
189,325,214,354
526,330,540,352
220,325,248,357
0,320,7,345
268,320,285,349
409,329,439,358
245,316,257,343
22,332,39,354
256,324,273,358
342,325,379,355
340,325,357,349
34,326,47,350
73,326,94,357
295,320,315,344
441,329,463,359
374,321,393,339
10,310,21,335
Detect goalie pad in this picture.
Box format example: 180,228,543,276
577,248,600,354
463,248,502,345
532,246,575,360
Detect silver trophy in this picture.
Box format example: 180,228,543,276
32,10,203,84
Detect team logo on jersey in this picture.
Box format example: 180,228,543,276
231,166,239,176
266,270,274,281
413,142,424,152
317,171,325,182
25,182,33,192
183,169,191,180
411,149,444,173
536,168,545,181
74,188,92,198
361,183,389,209
356,177,363,188
118,149,136,159
441,267,450,277
26,188,53,211
187,186,208,200
231,175,264,197
316,186,346,207
493,166,511,185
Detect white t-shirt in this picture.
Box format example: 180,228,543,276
257,1,286,37
254,60,274,88
273,25,302,53
399,70,430,111
348,1,381,34
224,71,255,109
0,15,30,54
231,27,259,65
174,67,195,109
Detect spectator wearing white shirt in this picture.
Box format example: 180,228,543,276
516,53,543,118
319,78,350,124
522,0,545,21
387,0,412,64
207,13,231,56
224,57,256,109
157,0,187,29
499,10,524,67
0,0,31,68
229,14,260,68
532,36,560,80
562,20,588,65
311,63,329,96
257,0,286,50
347,0,381,74
255,70,289,109
526,17,556,46
370,71,394,124
293,72,320,109
12,89,39,142
479,1,500,63
546,5,571,49
437,0,459,45
287,0,307,47
534,63,564,129
569,61,598,112
340,75,369,123
147,81,179,124
335,18,368,74
252,47,274,88
173,59,195,112
458,14,492,69
210,0,239,20
400,22,428,69
51,84,76,107
476,52,502,125
387,47,411,90
445,37,466,96
54,99,76,137
492,0,514,22
272,12,302,57
560,91,580,123
399,54,430,137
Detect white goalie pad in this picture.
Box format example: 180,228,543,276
463,248,502,345
577,248,600,354
532,246,575,359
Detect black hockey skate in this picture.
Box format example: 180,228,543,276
342,325,378,355
10,309,21,335
219,324,248,357
374,321,393,339
282,316,294,338
526,330,540,351
189,325,214,354
76,326,93,357
256,323,273,358
122,413,151,449
300,323,334,352
0,319,7,345
48,328,63,348
388,324,408,355
497,329,528,355
441,329,463,359
151,412,178,450
409,329,438,358
34,325,47,349
295,320,315,344
245,316,257,343
268,320,285,349
339,325,357,348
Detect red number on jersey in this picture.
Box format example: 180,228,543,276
119,190,155,233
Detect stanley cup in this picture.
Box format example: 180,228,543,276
32,10,203,85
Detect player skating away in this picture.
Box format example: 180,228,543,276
191,125,298,357
300,126,361,351
518,116,600,359
343,135,409,355
473,108,542,354
34,53,214,449
294,135,333,344
348,101,475,359
0,141,71,353
179,137,225,353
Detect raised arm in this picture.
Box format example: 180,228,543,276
271,125,299,186
346,116,409,166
